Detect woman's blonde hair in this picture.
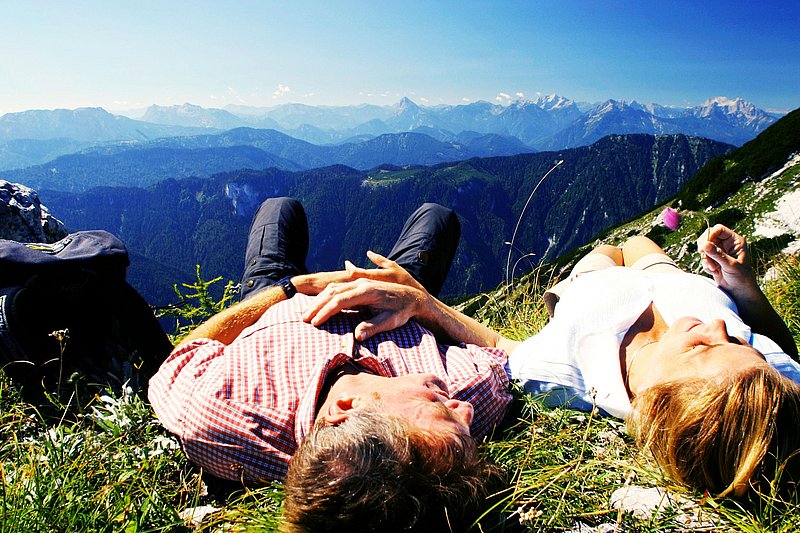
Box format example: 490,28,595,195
628,365,800,498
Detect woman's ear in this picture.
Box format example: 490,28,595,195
319,394,359,425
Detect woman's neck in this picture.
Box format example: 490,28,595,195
620,303,669,397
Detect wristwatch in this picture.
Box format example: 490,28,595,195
277,276,297,299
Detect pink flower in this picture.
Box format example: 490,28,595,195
661,207,681,231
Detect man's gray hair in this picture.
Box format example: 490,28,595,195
283,406,495,532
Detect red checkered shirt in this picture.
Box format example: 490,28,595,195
149,294,511,482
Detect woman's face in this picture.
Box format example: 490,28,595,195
627,316,769,395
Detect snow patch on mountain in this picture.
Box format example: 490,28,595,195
534,94,575,111
753,153,800,249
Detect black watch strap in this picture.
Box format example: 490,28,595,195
277,276,297,299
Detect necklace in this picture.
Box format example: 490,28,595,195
627,339,657,372
624,339,658,396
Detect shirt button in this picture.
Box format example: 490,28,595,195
251,259,257,266
247,280,255,287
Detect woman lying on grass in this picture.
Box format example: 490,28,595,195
303,224,800,500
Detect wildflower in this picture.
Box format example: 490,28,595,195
517,506,542,523
90,383,136,430
48,329,70,344
660,207,681,231
147,435,180,458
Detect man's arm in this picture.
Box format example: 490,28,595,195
176,285,286,349
417,290,520,353
174,271,355,351
699,224,798,358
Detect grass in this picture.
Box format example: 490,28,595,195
1,233,799,531
0,379,193,531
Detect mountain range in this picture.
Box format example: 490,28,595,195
33,133,732,304
0,95,777,172
0,128,533,193
139,95,777,147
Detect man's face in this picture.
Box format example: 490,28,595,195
370,373,474,437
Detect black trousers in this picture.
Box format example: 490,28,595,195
239,198,460,301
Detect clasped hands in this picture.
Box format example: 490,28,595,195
299,250,432,341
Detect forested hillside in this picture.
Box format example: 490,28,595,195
40,134,730,304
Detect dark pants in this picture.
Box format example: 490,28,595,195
239,198,460,300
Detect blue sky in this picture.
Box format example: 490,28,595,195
1,0,797,114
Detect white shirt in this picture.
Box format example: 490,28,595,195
507,267,800,418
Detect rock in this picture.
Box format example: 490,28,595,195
0,180,67,243
610,485,721,529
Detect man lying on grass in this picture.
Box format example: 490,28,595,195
148,198,513,532
301,224,800,506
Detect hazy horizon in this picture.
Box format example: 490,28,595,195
9,94,790,121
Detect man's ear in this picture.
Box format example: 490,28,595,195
319,394,362,425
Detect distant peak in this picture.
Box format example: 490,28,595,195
396,97,419,110
146,102,204,112
594,99,629,113
533,93,575,110
702,96,742,107
696,96,761,118
72,107,112,114
698,96,759,111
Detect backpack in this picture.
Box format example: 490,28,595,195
0,230,172,400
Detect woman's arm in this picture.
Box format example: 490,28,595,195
699,224,797,358
303,277,519,352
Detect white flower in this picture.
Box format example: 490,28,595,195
179,505,221,526
146,435,180,458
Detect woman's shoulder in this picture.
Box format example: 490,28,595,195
754,334,800,384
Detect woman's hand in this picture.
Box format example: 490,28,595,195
293,251,424,297
697,224,756,294
344,251,426,291
698,224,798,358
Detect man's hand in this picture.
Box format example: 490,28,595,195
292,270,351,296
303,263,518,352
303,278,427,341
697,224,756,295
